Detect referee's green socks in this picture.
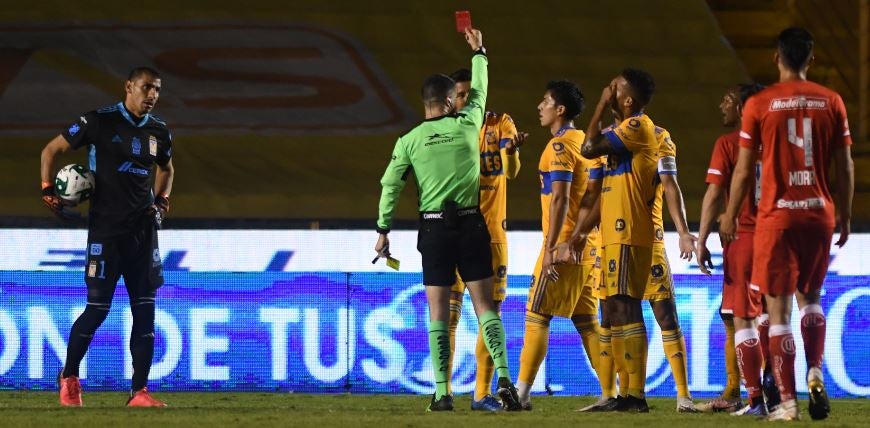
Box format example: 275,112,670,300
428,320,451,399
479,310,511,379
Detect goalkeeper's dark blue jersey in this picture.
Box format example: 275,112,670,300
61,102,172,238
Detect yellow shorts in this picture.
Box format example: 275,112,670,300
452,242,508,301
602,243,653,300
644,243,674,301
526,247,599,318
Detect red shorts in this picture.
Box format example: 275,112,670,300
721,231,761,318
751,227,833,297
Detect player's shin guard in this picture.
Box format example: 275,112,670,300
428,320,451,399
571,318,601,370
622,322,648,398
447,297,462,394
723,318,741,398
63,303,110,378
735,328,764,407
662,328,689,398
478,311,510,379
474,322,496,401
800,304,825,369
769,324,797,402
130,298,156,391
597,327,616,397
517,311,550,398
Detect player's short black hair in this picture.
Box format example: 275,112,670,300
621,68,655,108
777,27,814,72
738,82,766,105
421,74,455,105
545,80,585,120
127,66,160,81
450,68,472,83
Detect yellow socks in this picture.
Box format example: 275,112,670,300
597,327,616,397
474,325,495,401
517,311,551,386
621,322,648,398
722,318,741,398
662,328,689,398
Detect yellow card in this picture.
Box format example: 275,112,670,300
386,257,400,271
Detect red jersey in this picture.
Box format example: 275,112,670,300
738,80,852,230
706,130,758,231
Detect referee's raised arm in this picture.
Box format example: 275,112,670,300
458,28,487,129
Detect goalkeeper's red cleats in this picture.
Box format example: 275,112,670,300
58,374,82,407
127,387,167,407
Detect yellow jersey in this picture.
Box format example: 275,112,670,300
538,127,603,264
650,126,678,243
600,114,659,247
479,111,519,244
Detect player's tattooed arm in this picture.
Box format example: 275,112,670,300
581,84,617,159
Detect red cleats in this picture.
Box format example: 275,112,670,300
58,374,83,407
127,387,167,407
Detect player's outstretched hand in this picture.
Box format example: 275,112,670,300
678,232,697,261
504,131,528,154
41,185,77,220
464,27,483,51
835,218,850,247
695,243,713,275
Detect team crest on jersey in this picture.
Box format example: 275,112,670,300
628,118,641,128
615,219,626,231
655,228,664,240
608,259,616,273
68,123,80,136
651,264,664,278
149,135,158,156
131,137,141,155
552,142,565,153
89,243,102,256
496,265,507,279
485,131,497,145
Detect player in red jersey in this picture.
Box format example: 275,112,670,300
719,27,854,422
696,83,778,416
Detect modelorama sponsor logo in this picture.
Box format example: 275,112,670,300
769,96,828,111
0,276,868,396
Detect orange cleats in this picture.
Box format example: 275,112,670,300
58,374,82,407
127,388,167,407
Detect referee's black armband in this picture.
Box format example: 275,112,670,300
473,47,487,57
376,226,390,235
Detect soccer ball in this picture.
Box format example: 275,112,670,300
55,164,95,205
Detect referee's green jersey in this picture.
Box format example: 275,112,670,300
377,52,488,231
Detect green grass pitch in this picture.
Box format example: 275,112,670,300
1,392,867,427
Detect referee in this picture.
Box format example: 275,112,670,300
374,28,521,412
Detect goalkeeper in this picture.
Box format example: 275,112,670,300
374,27,521,412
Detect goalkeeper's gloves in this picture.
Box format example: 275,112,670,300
152,194,170,228
41,183,77,220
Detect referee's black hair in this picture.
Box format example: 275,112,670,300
546,80,584,120
621,68,655,108
449,68,472,83
421,74,456,105
127,66,160,81
738,82,766,105
777,27,814,72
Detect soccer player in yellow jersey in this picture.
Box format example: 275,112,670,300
514,80,609,410
578,69,659,412
446,68,527,411
646,125,699,412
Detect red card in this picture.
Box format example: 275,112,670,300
455,11,472,33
